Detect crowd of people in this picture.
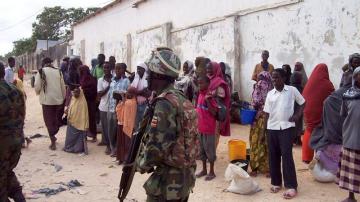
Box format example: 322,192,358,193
1,47,360,201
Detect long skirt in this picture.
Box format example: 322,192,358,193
116,125,131,163
302,128,314,162
42,104,64,137
87,100,97,138
249,114,269,173
64,124,88,154
337,147,360,193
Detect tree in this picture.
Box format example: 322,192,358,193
7,6,99,56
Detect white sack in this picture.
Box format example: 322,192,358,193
224,163,261,195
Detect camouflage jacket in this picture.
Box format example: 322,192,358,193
0,80,25,144
137,85,196,200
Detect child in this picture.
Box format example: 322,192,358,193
263,68,305,199
195,76,218,181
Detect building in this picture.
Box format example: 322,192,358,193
71,0,360,100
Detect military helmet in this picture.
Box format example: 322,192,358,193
146,47,181,78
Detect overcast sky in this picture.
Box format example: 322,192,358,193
0,0,112,56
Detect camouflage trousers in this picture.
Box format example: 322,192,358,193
0,135,25,202
143,166,195,202
146,195,189,202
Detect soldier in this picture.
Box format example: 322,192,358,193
0,62,26,201
136,48,198,202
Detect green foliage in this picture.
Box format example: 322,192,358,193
5,6,99,57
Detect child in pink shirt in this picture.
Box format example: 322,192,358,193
196,76,218,181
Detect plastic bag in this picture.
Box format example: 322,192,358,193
309,159,336,183
224,164,261,195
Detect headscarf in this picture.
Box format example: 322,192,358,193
340,53,360,87
252,71,273,109
184,60,194,74
207,61,231,136
131,62,148,91
67,89,89,131
303,63,335,130
79,65,97,101
343,67,360,99
348,53,360,71
294,62,308,88
220,62,233,93
282,64,292,85
290,71,303,93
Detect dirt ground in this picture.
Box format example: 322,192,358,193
15,77,347,202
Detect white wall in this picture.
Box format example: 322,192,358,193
72,0,360,101
238,0,360,100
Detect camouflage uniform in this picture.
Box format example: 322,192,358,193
0,80,26,202
136,48,197,202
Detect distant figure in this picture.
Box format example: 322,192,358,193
338,67,360,202
302,64,334,163
220,62,233,93
252,50,274,82
97,62,112,150
175,60,196,102
109,56,116,73
282,64,292,85
79,65,98,142
5,57,16,84
60,57,70,78
63,85,88,154
18,64,25,81
264,68,305,199
0,62,26,202
249,71,273,177
92,54,106,79
290,71,304,145
91,58,98,72
34,58,66,150
340,53,360,88
294,62,308,89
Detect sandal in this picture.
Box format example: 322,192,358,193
205,174,216,181
196,171,207,178
270,186,281,193
283,189,297,199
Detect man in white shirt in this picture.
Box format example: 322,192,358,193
263,68,305,199
97,62,112,154
4,57,15,84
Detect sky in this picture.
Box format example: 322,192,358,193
0,0,113,56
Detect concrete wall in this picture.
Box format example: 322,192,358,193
72,0,360,101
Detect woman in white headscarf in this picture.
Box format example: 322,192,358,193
128,62,150,130
175,60,196,102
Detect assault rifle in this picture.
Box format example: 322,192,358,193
118,101,155,202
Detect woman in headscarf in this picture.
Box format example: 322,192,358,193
63,85,88,154
206,61,231,145
337,68,360,202
340,53,360,88
294,62,308,89
309,70,352,176
220,62,233,93
175,61,196,102
290,71,304,145
302,63,335,163
129,62,150,130
249,71,273,176
282,64,292,85
79,65,98,142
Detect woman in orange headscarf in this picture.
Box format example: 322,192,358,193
302,63,334,163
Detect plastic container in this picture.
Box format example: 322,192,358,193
228,139,247,161
240,109,257,125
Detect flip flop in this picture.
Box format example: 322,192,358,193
196,171,207,178
283,189,297,199
270,186,282,193
205,174,216,181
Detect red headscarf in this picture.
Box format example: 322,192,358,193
79,65,98,101
207,62,231,136
302,63,335,130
